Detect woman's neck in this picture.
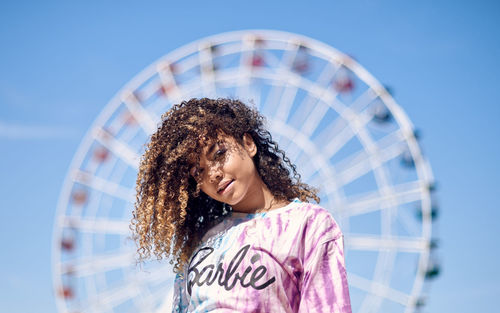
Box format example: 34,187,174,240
231,176,288,213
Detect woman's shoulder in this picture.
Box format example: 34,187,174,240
289,201,343,242
289,200,335,219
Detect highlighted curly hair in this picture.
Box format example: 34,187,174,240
131,98,319,272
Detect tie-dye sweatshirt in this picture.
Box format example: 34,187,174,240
172,200,352,313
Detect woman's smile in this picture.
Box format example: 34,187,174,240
217,179,235,195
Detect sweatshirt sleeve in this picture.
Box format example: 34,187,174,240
171,272,188,313
298,209,352,313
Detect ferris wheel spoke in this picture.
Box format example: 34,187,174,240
308,90,376,148
301,77,346,112
157,62,183,102
133,287,166,313
276,41,300,71
83,280,141,313
288,63,344,135
60,216,130,235
300,90,371,144
60,250,135,277
260,80,285,116
149,286,173,313
395,208,422,238
317,58,342,86
235,67,337,116
332,134,405,188
260,47,284,68
312,113,347,148
93,127,140,169
121,90,159,134
341,126,394,197
345,234,428,253
270,119,337,185
134,269,176,310
275,83,299,122
292,147,318,175
300,99,330,136
321,109,373,160
153,288,176,313
236,39,254,100
338,180,426,217
135,264,179,311
348,272,411,306
283,145,302,170
72,169,135,203
138,264,175,285
350,87,380,114
121,265,175,310
198,44,217,97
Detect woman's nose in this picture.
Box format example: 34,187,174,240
207,166,222,183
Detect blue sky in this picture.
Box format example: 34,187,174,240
0,0,499,312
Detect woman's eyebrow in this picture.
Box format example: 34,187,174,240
206,143,217,156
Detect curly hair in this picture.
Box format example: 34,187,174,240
131,98,319,272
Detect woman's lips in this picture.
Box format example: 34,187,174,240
218,179,234,194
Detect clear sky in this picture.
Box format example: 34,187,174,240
0,0,499,312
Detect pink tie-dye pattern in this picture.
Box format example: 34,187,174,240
172,201,352,313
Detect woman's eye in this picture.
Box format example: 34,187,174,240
214,148,226,159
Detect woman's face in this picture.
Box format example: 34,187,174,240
191,134,263,212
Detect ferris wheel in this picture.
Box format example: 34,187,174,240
52,30,440,313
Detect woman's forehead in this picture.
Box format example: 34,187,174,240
191,134,238,163
186,135,220,164
199,132,235,148
200,135,233,155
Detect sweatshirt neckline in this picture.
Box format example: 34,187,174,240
229,199,301,219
